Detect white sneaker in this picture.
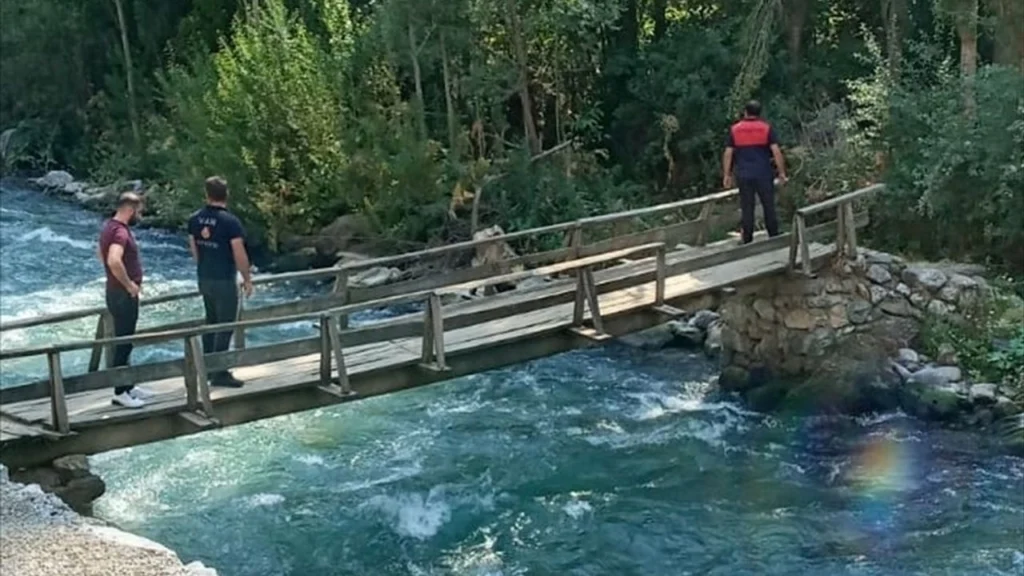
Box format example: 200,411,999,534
129,387,155,400
112,391,146,409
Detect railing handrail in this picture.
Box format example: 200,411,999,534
0,242,666,361
796,183,883,217
0,187,741,333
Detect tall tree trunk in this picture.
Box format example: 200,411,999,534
408,22,428,140
882,0,905,78
112,0,140,148
784,0,809,73
953,0,979,114
652,0,668,42
440,31,459,153
991,0,1024,71
505,0,541,155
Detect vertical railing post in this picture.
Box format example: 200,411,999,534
428,293,447,370
102,312,115,369
695,201,714,246
233,287,246,350
655,244,667,306
569,222,583,259
572,269,586,326
47,351,69,434
88,314,106,373
184,335,213,415
318,315,332,385
787,214,800,270
420,296,435,366
332,269,350,329
420,293,448,371
327,313,351,393
796,213,812,276
835,204,847,258
582,266,604,334
843,202,858,258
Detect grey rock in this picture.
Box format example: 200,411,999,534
993,396,1020,419
349,266,402,288
936,342,959,366
909,365,963,387
889,360,913,383
314,213,372,257
927,299,954,317
33,170,74,190
847,299,873,324
51,455,91,484
896,348,920,366
895,282,912,296
703,320,723,358
902,266,948,292
900,380,967,421
718,366,752,393
619,324,674,350
270,247,318,273
752,298,775,321
866,264,893,285
909,290,930,310
688,309,721,331
879,296,919,318
969,383,999,405
869,285,890,305
668,321,705,347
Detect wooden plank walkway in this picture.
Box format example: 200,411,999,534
0,242,830,442
0,183,881,467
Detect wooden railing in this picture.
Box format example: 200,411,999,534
788,183,884,275
0,242,669,433
0,181,884,436
0,185,748,370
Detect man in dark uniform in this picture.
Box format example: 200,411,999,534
98,192,151,408
722,100,789,244
187,176,253,387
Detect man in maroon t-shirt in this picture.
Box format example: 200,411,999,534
98,192,150,408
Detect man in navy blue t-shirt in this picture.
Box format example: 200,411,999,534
722,100,789,244
187,176,253,388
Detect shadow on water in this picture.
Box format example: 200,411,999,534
2,183,1023,576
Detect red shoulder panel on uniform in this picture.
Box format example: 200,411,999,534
729,120,771,147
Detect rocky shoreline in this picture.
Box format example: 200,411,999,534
619,250,1024,456
0,464,217,576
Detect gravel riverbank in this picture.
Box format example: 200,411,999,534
0,464,217,576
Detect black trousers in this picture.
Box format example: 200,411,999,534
105,288,139,395
199,279,239,378
738,178,781,244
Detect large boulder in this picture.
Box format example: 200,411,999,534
32,170,74,191
314,213,372,257
618,324,675,350
668,320,704,347
899,367,968,421
901,266,948,293
269,247,318,273
703,320,723,358
349,266,402,288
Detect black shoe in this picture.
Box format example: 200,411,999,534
211,372,245,388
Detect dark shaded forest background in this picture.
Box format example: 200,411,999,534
1,0,1021,271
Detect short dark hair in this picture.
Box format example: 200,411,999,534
205,176,229,202
117,192,143,210
744,100,762,117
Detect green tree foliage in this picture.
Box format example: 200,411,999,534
1,0,1021,273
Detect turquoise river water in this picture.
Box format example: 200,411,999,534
1,182,1022,575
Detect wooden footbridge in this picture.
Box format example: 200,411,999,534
0,183,883,468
